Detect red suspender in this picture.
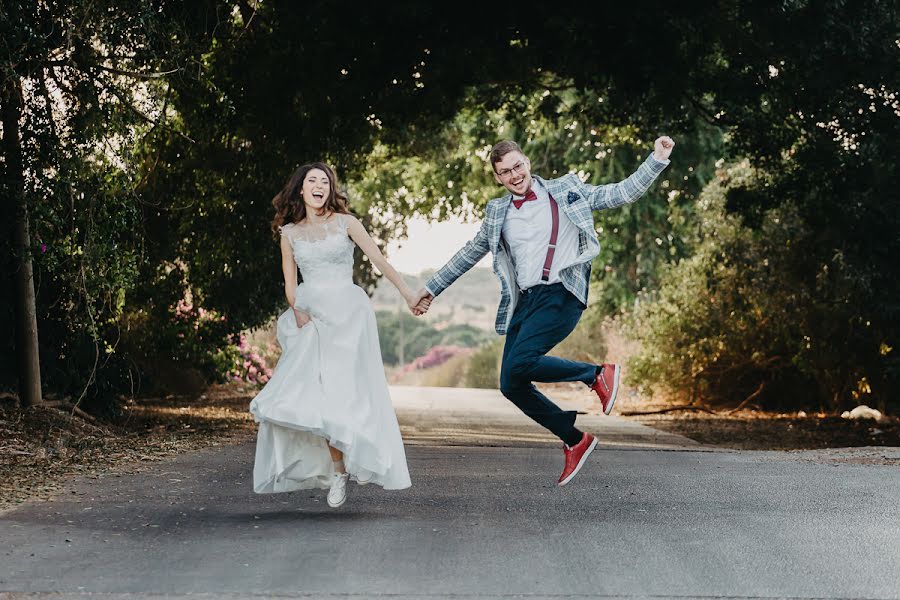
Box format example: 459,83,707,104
541,194,559,282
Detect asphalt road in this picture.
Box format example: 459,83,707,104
2,387,898,600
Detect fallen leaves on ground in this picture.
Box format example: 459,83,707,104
628,410,900,451
0,384,258,512
540,381,899,451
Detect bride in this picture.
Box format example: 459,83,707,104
249,162,424,507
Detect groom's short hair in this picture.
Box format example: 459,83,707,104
490,140,524,171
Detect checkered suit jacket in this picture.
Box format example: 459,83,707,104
425,153,669,334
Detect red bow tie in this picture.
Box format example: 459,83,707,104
512,190,538,209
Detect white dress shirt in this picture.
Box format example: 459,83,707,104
502,178,580,290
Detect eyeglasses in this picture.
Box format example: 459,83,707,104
496,162,526,180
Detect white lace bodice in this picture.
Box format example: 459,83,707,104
280,214,355,285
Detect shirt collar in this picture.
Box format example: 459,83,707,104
512,177,545,201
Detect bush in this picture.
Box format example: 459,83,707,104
550,306,607,365
422,353,472,387
120,280,270,394
222,333,273,386
464,340,503,389
404,345,471,372
628,163,896,413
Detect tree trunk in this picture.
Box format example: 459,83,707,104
2,75,42,407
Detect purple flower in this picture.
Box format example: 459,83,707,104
40,243,48,253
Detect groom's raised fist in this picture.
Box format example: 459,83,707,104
653,136,675,161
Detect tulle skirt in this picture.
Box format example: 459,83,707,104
249,282,411,492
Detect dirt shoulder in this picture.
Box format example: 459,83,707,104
542,381,899,451
0,384,258,513
627,411,899,451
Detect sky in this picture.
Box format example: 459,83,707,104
385,216,492,275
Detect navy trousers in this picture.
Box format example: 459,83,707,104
499,283,597,443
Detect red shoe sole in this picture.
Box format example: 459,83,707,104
557,436,598,487
603,365,621,415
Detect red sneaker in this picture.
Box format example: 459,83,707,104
557,432,598,486
591,363,621,415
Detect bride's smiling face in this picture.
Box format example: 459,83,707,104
301,168,331,212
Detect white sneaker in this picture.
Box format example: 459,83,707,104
326,473,349,508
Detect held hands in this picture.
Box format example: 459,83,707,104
293,308,311,328
653,136,676,161
406,288,434,317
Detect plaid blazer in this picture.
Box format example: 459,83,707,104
425,153,669,334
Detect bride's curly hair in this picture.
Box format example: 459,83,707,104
271,162,350,237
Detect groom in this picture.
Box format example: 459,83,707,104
415,136,675,486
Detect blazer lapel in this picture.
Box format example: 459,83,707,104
535,175,588,232
490,194,513,252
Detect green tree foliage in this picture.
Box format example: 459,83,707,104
631,163,896,412
375,310,491,366
3,1,896,414
630,165,813,408
0,0,204,413
623,2,899,410
464,340,503,389
350,90,720,314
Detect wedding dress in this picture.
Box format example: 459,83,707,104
249,214,411,492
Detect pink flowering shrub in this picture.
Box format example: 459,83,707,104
399,345,473,374
141,292,273,387
222,333,273,386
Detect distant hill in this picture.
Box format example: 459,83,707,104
370,267,501,331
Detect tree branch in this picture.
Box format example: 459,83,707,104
236,0,261,38
683,93,736,128
95,65,180,80
726,381,766,414
620,406,719,416
107,85,195,144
